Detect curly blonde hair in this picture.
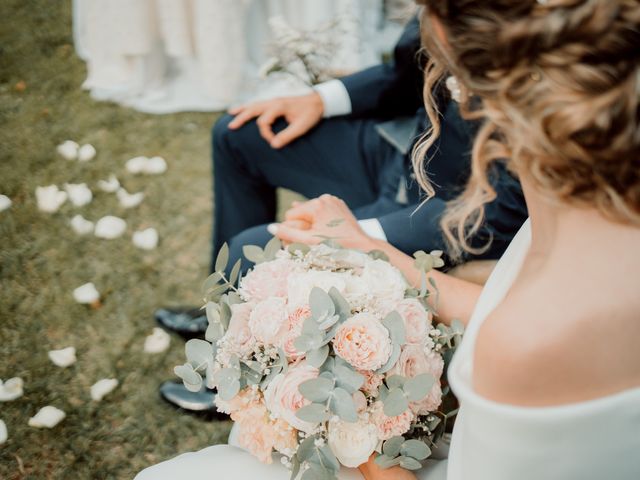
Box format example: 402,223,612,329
412,0,640,259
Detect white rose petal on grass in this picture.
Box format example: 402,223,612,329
73,282,100,304
56,140,79,160
0,419,7,445
0,194,12,212
97,175,120,193
116,188,144,209
36,185,67,213
132,228,158,250
94,215,126,239
70,215,94,235
0,378,24,402
145,156,167,174
28,406,66,428
125,156,148,174
48,347,76,367
77,144,96,162
64,183,93,207
144,328,171,353
90,378,119,401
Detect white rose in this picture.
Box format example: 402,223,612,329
248,297,287,344
361,259,407,308
327,416,379,468
286,270,348,311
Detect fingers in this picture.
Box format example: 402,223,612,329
285,199,319,222
271,122,308,149
269,223,319,245
228,104,263,129
256,109,280,144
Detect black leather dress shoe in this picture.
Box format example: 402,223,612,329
159,380,228,419
155,306,208,339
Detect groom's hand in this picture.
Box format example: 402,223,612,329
227,92,324,149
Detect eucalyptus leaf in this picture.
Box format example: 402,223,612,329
205,321,225,343
306,345,330,368
452,319,465,335
229,259,242,286
430,250,443,258
288,243,311,256
185,339,214,368
333,365,364,393
309,287,335,319
215,243,229,273
260,367,282,390
302,316,321,336
242,245,264,264
174,363,203,392
382,311,406,345
399,456,423,470
217,377,240,401
202,272,223,294
264,236,282,261
382,436,405,457
400,439,431,461
368,249,390,262
297,436,316,462
219,302,231,330
376,343,401,374
317,444,340,474
377,383,389,401
383,387,409,417
294,333,323,353
301,464,330,480
295,403,331,423
329,387,358,422
298,376,334,403
290,455,301,480
385,375,406,390
403,373,435,402
374,454,402,469
328,287,351,322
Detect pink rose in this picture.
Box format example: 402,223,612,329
240,258,298,302
264,363,319,432
359,370,384,397
394,298,432,345
248,297,287,344
223,302,256,356
369,401,414,441
388,345,444,414
280,306,311,359
333,313,392,371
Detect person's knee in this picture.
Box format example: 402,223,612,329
211,113,235,159
227,225,273,275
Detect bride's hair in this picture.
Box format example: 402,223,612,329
412,0,640,259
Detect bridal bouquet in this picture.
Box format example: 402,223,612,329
175,239,463,479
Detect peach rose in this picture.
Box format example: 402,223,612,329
333,313,392,371
248,297,287,344
359,370,384,397
215,387,257,415
264,363,319,433
369,400,414,441
240,258,298,302
223,302,256,356
280,306,311,359
272,418,298,457
234,401,277,464
394,298,432,344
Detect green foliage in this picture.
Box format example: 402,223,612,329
376,436,432,472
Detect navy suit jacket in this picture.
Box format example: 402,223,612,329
337,17,528,263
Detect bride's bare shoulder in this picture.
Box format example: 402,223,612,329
472,281,640,407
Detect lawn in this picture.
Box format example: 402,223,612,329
0,1,253,477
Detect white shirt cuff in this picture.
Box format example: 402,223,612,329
358,218,387,242
313,79,352,118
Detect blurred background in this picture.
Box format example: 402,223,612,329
0,1,413,478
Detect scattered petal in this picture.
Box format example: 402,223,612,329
94,215,127,239
0,194,11,212
116,188,144,209
90,378,119,401
125,156,149,174
36,185,67,213
97,175,120,193
70,214,94,235
0,378,24,402
28,406,66,428
132,227,158,250
146,156,167,174
73,282,100,304
57,140,79,160
144,328,171,353
48,347,77,367
0,419,6,445
77,144,96,162
64,183,93,207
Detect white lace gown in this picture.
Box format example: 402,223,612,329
136,219,640,479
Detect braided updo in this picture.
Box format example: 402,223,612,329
413,0,640,259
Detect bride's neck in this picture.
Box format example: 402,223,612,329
521,176,640,260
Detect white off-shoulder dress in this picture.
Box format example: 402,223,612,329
136,220,640,479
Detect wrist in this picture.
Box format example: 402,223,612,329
308,91,324,116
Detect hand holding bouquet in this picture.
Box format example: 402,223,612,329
175,239,463,479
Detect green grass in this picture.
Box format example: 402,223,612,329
0,1,279,477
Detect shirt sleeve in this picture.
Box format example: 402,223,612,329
358,218,388,242
313,79,353,118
